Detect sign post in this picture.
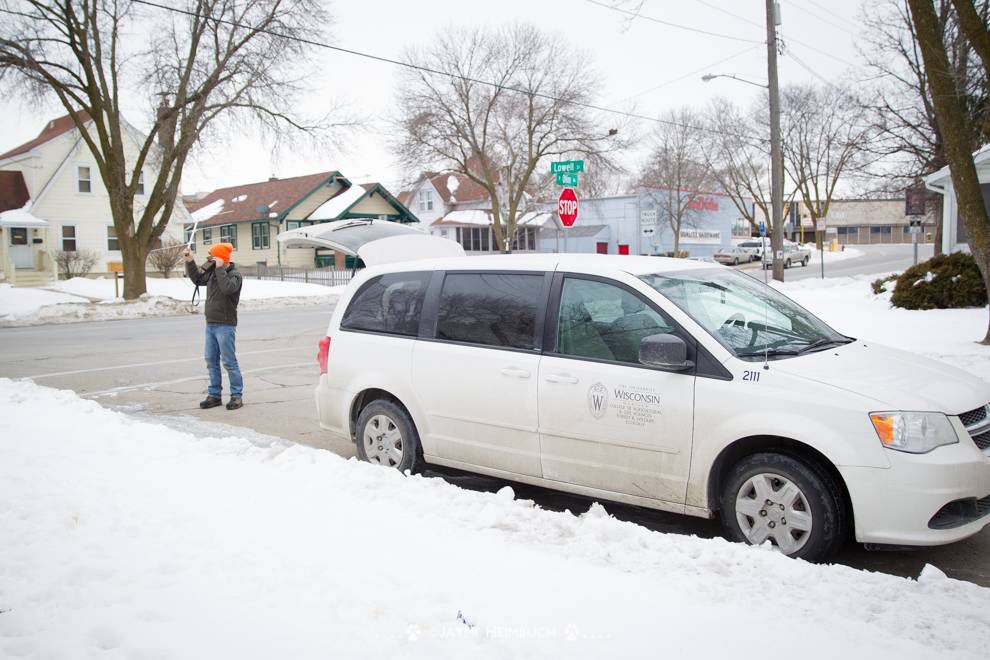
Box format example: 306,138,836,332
905,184,926,266
818,216,827,280
558,187,579,253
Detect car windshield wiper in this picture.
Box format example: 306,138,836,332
795,337,855,354
735,347,803,358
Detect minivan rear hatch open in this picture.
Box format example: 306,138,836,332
276,219,464,267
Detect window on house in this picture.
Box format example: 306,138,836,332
436,273,544,350
136,171,145,196
285,220,313,231
202,227,213,245
10,228,27,246
252,222,270,250
418,190,433,212
456,226,494,252
107,226,119,251
61,225,77,251
78,166,92,193
219,224,237,248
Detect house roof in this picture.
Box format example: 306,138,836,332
185,171,339,227
0,110,91,161
925,143,990,188
0,171,30,213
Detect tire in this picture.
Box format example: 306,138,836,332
803,256,809,267
733,257,739,265
355,399,424,473
784,258,792,269
719,452,848,563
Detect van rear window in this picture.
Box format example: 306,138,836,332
436,273,543,350
341,272,430,336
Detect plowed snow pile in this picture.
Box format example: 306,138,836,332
0,379,987,659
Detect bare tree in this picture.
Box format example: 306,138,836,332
53,249,100,279
0,0,339,298
395,23,623,253
858,0,989,252
781,83,870,248
907,0,990,343
638,107,712,256
146,237,185,278
702,97,770,236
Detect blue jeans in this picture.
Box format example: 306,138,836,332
205,323,243,397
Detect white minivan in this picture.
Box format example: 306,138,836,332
289,221,990,562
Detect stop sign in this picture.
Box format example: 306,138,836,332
558,188,579,227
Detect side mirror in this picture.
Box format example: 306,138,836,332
639,333,694,371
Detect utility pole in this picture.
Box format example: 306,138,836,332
766,0,785,282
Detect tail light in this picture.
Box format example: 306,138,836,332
317,336,331,374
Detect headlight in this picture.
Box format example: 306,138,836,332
869,412,959,454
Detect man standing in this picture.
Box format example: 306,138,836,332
184,242,244,410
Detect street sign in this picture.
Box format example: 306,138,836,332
905,185,926,216
558,188,579,227
556,172,579,187
550,160,585,174
909,225,921,235
641,227,655,237
758,221,766,237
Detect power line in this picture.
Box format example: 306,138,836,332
614,43,762,103
131,0,755,141
800,0,860,31
584,0,765,44
779,32,858,68
787,0,858,37
690,0,765,30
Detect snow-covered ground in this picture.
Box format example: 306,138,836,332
0,379,987,659
0,278,344,327
774,274,990,381
801,244,863,264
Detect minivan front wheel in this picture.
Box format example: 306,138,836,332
720,453,847,562
355,400,423,473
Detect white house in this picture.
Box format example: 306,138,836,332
924,143,990,254
0,111,189,286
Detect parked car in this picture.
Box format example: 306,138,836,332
713,246,753,265
294,220,990,563
738,240,767,261
763,241,812,269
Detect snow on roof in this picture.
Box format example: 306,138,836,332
925,143,990,188
517,211,557,228
309,183,367,220
0,201,48,228
434,209,492,226
191,198,225,223
359,252,718,277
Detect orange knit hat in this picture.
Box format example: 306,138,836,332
208,242,234,263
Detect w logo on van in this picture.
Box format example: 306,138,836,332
587,382,609,419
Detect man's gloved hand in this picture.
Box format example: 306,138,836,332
183,247,193,262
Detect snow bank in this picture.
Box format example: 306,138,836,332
774,274,990,380
1,379,987,659
1,279,345,327
51,276,338,301
0,283,87,317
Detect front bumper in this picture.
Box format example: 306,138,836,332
840,429,990,546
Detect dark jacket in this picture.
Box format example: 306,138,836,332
186,259,243,326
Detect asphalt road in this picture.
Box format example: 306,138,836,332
2,250,988,586
736,242,932,281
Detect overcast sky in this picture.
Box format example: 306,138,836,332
0,0,868,196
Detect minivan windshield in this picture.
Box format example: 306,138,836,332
640,268,851,359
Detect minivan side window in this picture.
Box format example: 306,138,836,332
556,277,676,365
436,273,544,350
341,272,430,337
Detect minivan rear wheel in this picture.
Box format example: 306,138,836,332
719,452,847,562
355,400,423,473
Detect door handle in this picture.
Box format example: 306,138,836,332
545,373,579,384
500,367,531,379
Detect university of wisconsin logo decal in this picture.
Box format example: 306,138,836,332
587,382,609,419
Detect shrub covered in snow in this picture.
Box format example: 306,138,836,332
871,273,899,295
891,252,987,309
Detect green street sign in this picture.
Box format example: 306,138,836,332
556,172,579,186
550,160,585,174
